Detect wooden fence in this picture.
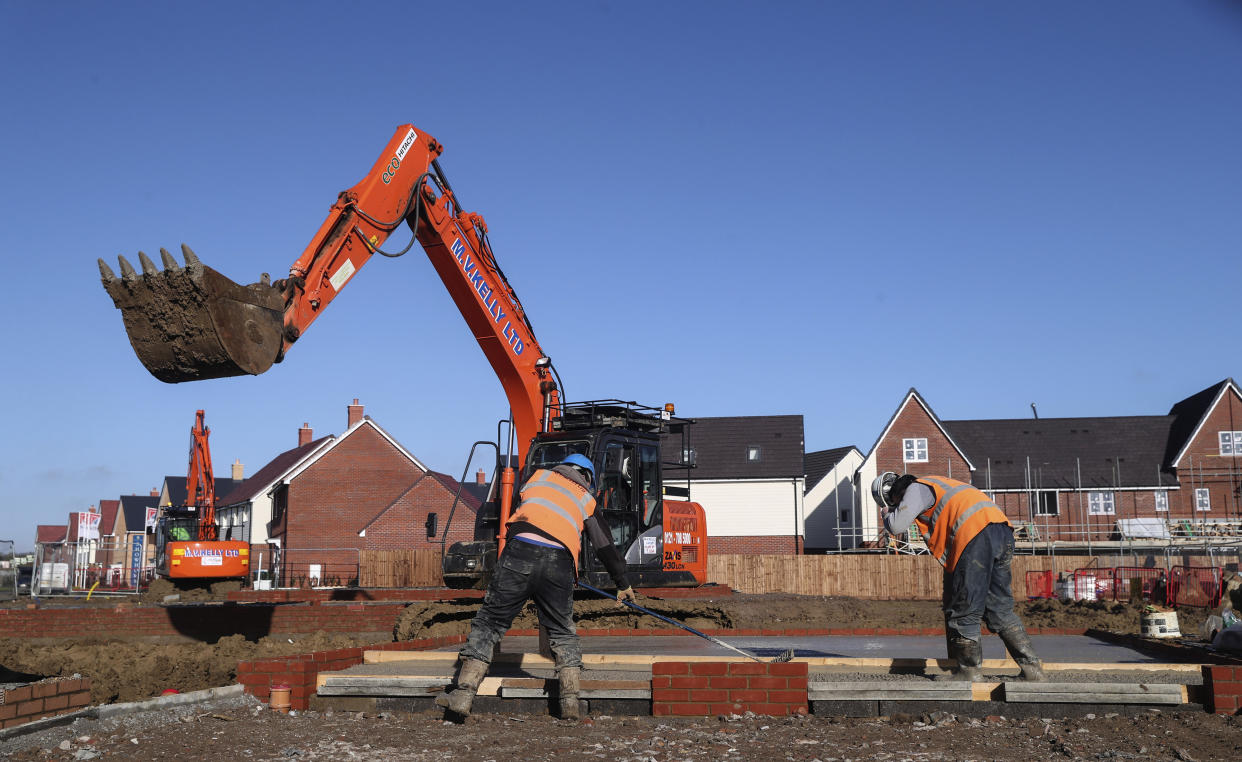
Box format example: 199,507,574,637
358,549,444,588
706,553,1240,600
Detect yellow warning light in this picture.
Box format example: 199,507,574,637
240,548,249,556
664,403,675,414
172,548,185,557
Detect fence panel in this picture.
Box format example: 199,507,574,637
1112,567,1167,603
0,540,15,601
1169,565,1223,608
358,549,445,588
1025,570,1055,599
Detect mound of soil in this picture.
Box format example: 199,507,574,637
0,631,370,704
140,578,243,603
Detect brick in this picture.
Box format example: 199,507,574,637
729,663,767,676
16,700,43,716
57,679,82,694
1214,681,1242,697
745,703,791,716
768,690,808,703
688,689,729,703
690,663,728,676
709,702,743,715
0,704,15,720
669,703,711,716
653,662,689,675
5,686,31,704
749,677,787,690
652,689,688,702
651,676,671,689
33,682,57,699
653,704,671,716
769,663,807,677
671,677,710,690
709,677,749,689
66,692,91,709
728,689,767,703
43,695,68,711
238,673,271,687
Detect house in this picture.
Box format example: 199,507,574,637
662,415,805,554
803,446,864,552
858,379,1242,547
116,492,160,574
221,399,481,585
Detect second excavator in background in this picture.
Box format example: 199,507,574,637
154,409,250,581
99,124,706,590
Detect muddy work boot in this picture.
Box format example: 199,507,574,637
941,637,983,682
557,666,581,720
998,625,1046,682
435,657,488,717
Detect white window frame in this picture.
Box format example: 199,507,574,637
1221,431,1242,456
746,445,762,462
1033,490,1059,517
902,437,928,463
1088,491,1115,516
1195,488,1211,512
1154,490,1169,513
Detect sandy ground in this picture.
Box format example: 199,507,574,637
4,694,1241,761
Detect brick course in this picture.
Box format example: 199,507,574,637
652,661,808,717
0,677,93,730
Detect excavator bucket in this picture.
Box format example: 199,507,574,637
97,245,285,383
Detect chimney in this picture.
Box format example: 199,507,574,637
150,488,159,497
476,469,486,485
232,459,244,481
347,398,364,428
299,422,313,447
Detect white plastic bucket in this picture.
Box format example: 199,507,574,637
1141,610,1181,638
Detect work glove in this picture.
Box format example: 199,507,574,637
615,586,636,607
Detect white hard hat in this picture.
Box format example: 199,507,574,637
871,471,899,508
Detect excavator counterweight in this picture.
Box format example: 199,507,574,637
98,244,284,383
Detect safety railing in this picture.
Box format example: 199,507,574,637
1168,565,1224,609
31,540,155,596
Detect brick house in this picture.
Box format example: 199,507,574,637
116,493,159,574
858,379,1242,547
803,446,864,552
662,415,805,554
220,399,480,586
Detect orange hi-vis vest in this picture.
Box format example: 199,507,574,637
913,476,1010,572
506,468,597,569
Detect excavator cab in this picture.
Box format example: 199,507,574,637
97,245,285,383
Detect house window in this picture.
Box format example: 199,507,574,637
681,448,696,466
1195,488,1211,512
746,445,762,462
1154,490,1169,513
1221,431,1242,456
1088,491,1115,515
1034,491,1058,516
903,438,928,463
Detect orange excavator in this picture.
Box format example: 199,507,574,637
154,410,250,580
99,124,706,589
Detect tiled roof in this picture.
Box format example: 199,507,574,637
1166,378,1238,466
36,524,67,544
98,499,120,535
804,446,858,491
217,437,333,506
661,415,805,480
118,494,160,531
428,471,483,511
164,476,245,507
943,416,1179,490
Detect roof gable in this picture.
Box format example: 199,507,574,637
1167,378,1241,468
36,524,67,544
867,389,974,470
282,418,429,484
98,499,120,535
805,446,860,491
118,494,159,530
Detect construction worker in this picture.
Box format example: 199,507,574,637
439,453,635,720
872,472,1045,682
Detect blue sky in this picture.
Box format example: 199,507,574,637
1,2,1238,551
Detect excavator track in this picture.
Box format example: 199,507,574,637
98,245,285,383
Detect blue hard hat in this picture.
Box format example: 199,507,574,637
561,453,595,478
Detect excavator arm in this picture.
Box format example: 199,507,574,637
99,125,561,468
184,409,216,541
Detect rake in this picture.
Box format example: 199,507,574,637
578,581,794,663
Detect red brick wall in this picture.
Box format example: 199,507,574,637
708,536,802,555
652,661,808,717
364,474,477,550
0,677,92,729
1206,665,1242,714
874,398,971,482
1178,389,1242,519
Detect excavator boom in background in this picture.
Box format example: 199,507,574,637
101,125,706,589
154,410,249,580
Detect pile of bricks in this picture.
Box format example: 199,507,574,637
652,661,808,717
0,677,92,729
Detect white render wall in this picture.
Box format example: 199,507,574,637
803,449,863,548
685,478,805,536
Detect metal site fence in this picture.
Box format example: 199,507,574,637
1024,565,1223,608
274,548,362,589
31,540,157,596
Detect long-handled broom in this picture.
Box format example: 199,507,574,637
578,581,794,663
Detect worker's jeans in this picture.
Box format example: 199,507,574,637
943,523,1023,643
460,538,581,669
